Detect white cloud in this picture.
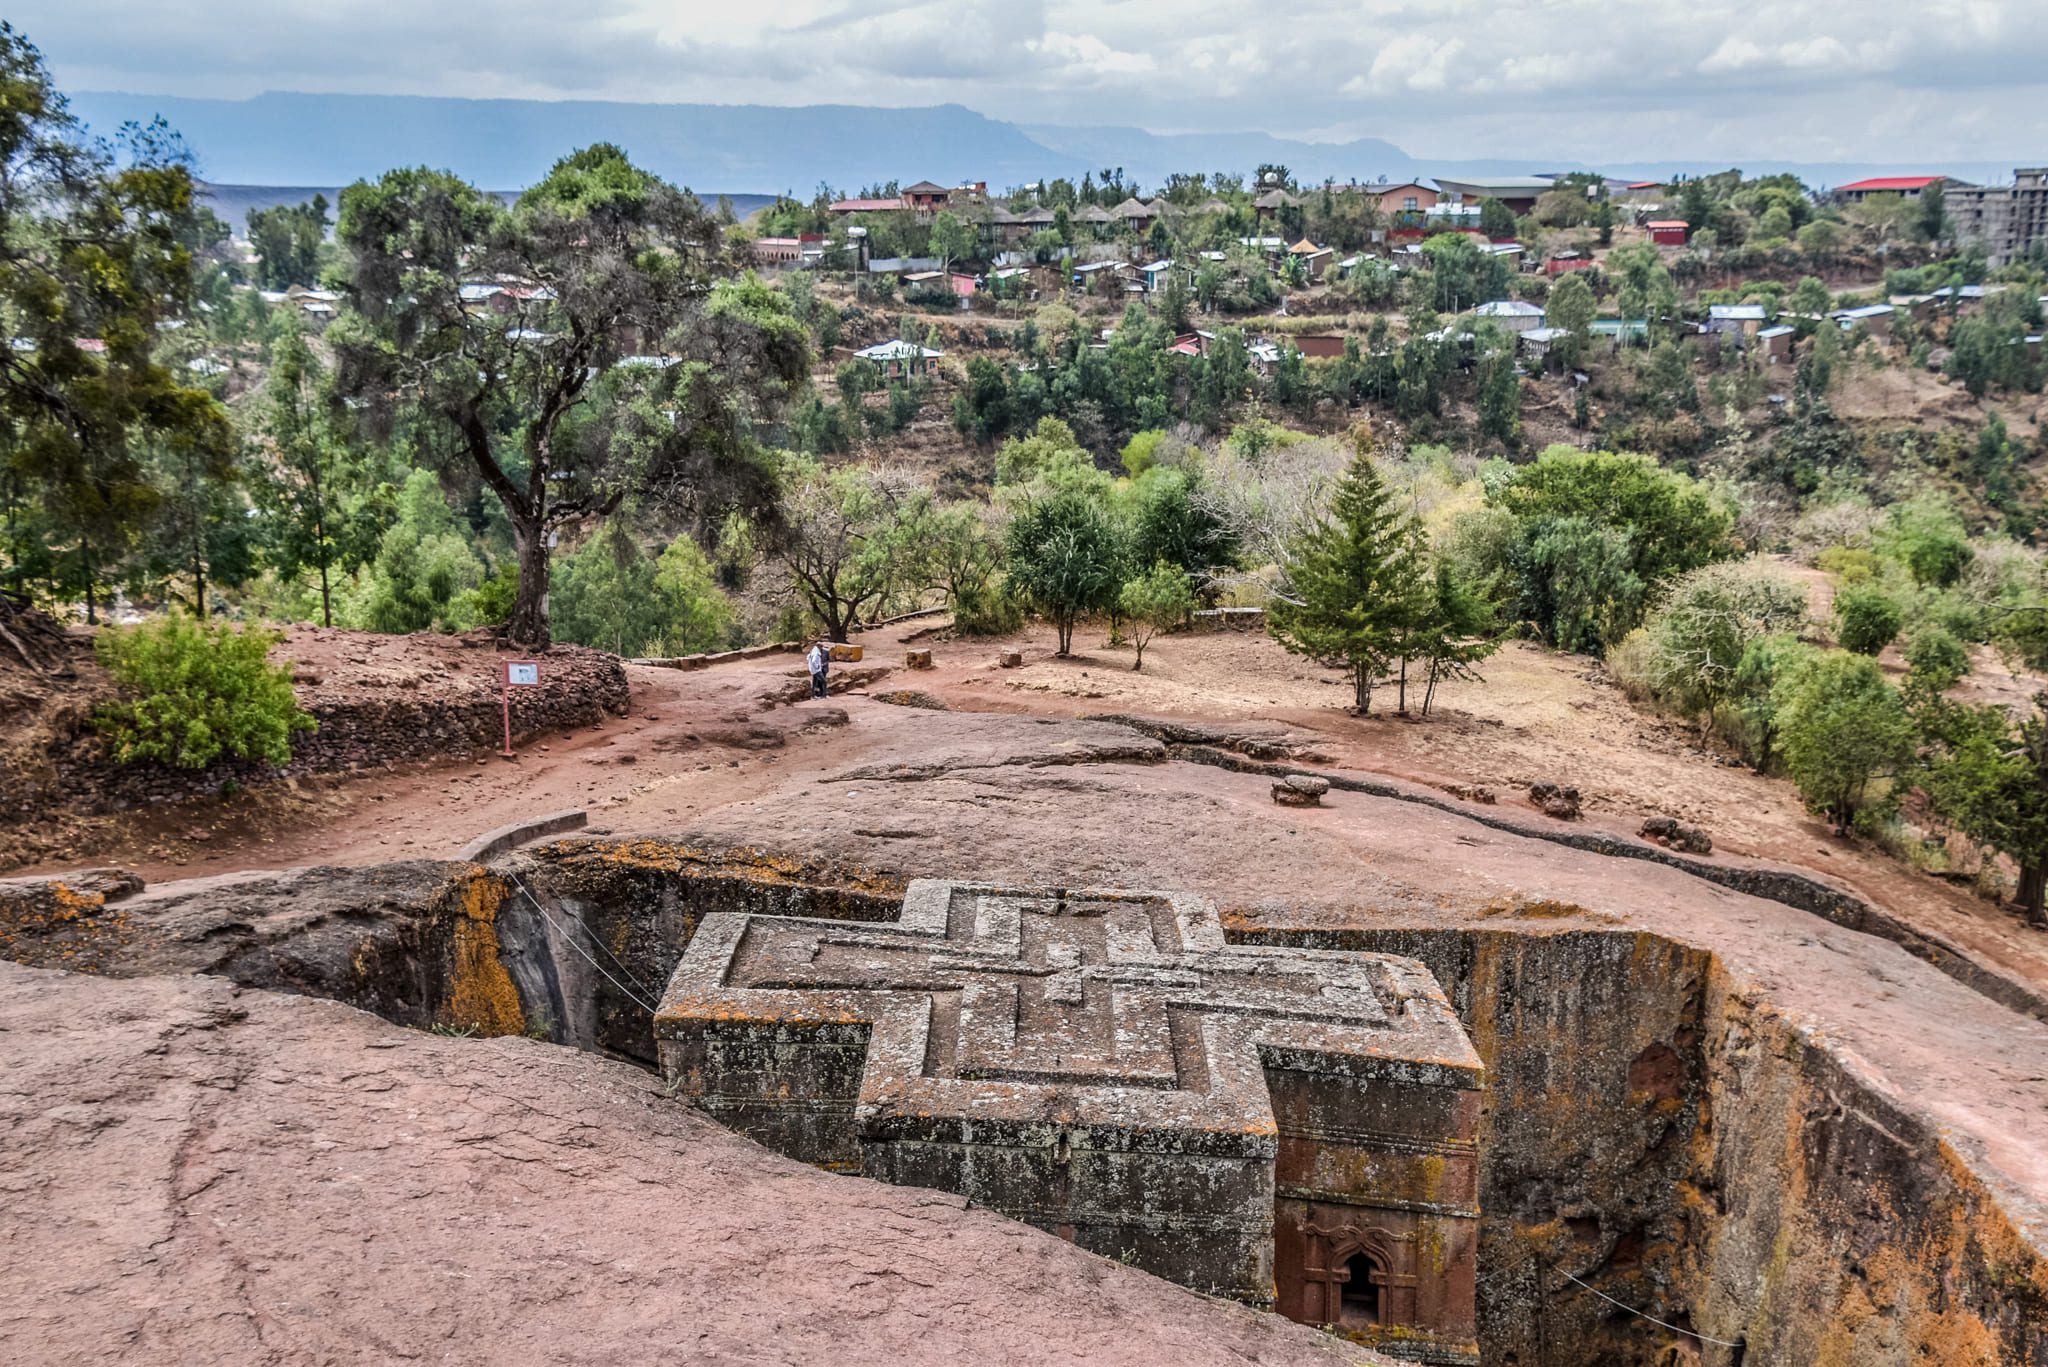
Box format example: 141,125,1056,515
15,0,2048,164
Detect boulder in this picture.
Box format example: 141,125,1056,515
999,650,1024,669
1528,780,1582,821
1272,775,1331,808
1640,815,1713,855
905,649,934,670
828,643,864,663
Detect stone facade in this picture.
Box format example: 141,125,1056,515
655,878,1482,1363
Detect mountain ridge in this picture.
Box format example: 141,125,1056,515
67,90,2028,201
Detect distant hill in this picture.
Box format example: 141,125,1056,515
70,92,1071,193
196,182,776,234
68,90,2028,199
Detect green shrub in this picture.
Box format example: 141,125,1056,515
1832,581,1903,655
94,616,316,769
1815,545,1881,583
1643,561,1809,720
952,581,1025,636
1603,628,1661,705
1118,561,1196,670
1774,649,1914,830
1904,625,1971,692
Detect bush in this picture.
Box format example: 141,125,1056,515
1904,625,1970,692
1833,581,1903,655
1004,490,1126,655
1118,561,1196,670
94,616,316,770
952,581,1025,636
1814,546,1881,583
1643,561,1810,720
1774,650,1914,830
1603,628,1661,705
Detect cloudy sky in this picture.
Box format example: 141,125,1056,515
17,0,2048,163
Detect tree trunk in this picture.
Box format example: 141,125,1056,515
1396,656,1409,715
315,504,333,628
193,540,207,621
81,534,96,626
1422,659,1440,718
2020,864,2046,930
1353,662,1372,715
507,521,552,649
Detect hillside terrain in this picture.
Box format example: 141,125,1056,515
6,616,2046,1363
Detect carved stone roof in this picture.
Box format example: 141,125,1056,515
657,879,1480,1140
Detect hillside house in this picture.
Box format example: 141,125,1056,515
1111,197,1162,233
901,181,954,212
1647,220,1688,246
1546,250,1595,277
1831,303,1894,340
989,206,1055,247
1518,326,1567,366
1471,300,1547,334
854,338,944,378
1832,175,1962,205
1429,175,1556,216
1288,239,1336,280
1292,334,1347,360
1253,188,1300,220
829,196,905,215
1707,304,1768,341
751,236,803,266
1757,325,1795,365
1372,181,1439,223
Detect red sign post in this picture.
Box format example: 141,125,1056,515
501,659,540,758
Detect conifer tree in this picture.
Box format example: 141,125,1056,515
1415,563,1501,717
1269,450,1426,714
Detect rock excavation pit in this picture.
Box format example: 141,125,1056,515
3,837,2045,1365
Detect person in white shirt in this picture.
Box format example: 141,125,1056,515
806,641,829,699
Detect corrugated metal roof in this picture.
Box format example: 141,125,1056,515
1836,176,1947,192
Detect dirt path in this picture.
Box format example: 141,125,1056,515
26,616,2048,1003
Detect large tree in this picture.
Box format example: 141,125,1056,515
1268,449,1427,714
0,24,231,622
255,322,388,626
1922,693,2048,929
246,194,330,289
332,145,807,646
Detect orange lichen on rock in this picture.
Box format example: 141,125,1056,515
440,872,525,1038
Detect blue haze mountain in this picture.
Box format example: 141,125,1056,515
66,90,2024,210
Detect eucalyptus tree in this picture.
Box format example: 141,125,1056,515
332,144,808,646
0,23,231,619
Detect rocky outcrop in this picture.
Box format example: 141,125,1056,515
0,961,1384,1367
7,832,2047,1365
1528,780,1583,820
1641,814,1713,854
1271,775,1330,807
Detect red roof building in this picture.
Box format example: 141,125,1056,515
828,197,907,215
1646,220,1688,246
1834,175,1960,203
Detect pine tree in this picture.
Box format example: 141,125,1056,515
1269,450,1426,714
1415,563,1501,717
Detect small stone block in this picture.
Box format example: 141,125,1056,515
905,649,934,669
829,644,863,663
998,650,1024,668
1272,775,1330,807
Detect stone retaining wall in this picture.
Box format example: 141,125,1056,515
7,645,628,818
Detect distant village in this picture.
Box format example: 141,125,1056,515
693,167,2046,378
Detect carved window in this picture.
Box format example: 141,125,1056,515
1340,1249,1388,1326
